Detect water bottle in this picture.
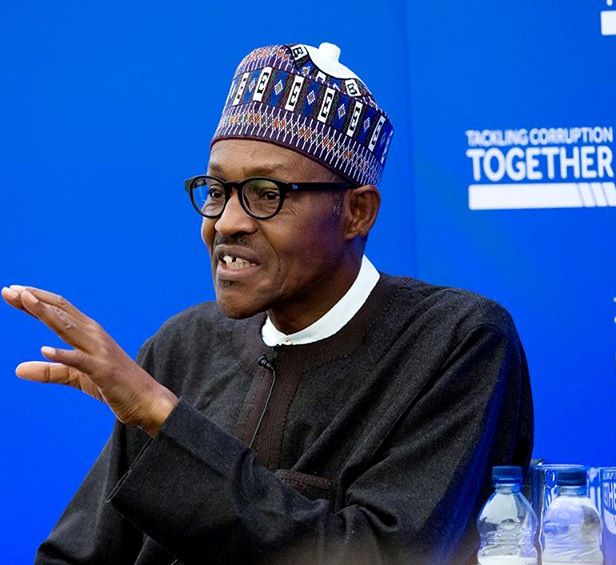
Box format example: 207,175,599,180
477,465,538,564
541,467,603,564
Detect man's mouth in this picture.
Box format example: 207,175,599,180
214,244,260,277
220,255,258,270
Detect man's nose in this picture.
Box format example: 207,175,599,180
214,191,259,236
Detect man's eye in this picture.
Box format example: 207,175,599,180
208,188,224,199
259,190,280,201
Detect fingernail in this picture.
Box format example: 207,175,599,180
9,285,26,291
41,346,56,357
2,287,18,298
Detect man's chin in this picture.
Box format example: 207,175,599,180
215,291,267,320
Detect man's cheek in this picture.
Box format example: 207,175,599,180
201,220,215,248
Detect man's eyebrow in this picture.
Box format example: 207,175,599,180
207,163,293,178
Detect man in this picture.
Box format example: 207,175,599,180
2,43,533,564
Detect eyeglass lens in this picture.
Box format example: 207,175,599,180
192,178,282,218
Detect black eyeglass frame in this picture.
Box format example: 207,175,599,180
184,175,358,220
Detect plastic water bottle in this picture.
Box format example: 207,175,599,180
541,467,603,564
477,465,538,565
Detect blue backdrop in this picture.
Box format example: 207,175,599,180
1,1,614,561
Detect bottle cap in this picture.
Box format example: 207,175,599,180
492,465,522,485
556,467,588,486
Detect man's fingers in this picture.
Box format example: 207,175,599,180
19,291,96,351
16,360,74,385
16,354,104,402
16,347,91,382
2,286,19,301
7,285,89,322
1,286,31,315
40,345,91,372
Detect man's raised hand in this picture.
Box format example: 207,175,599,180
1,285,178,436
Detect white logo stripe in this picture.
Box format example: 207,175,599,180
468,182,616,210
604,182,616,205
591,182,609,206
578,183,597,207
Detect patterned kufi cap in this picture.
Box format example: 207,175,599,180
211,43,394,186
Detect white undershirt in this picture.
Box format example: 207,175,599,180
261,255,380,347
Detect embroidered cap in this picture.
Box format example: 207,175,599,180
211,43,394,186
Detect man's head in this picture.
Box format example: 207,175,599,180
194,43,393,331
201,138,380,333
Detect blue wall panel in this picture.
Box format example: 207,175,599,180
406,0,616,466
1,0,615,560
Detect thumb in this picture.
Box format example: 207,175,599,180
16,357,104,402
16,361,73,384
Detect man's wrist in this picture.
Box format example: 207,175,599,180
139,386,179,437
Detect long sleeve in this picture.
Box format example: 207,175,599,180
106,321,531,565
35,341,162,565
34,422,149,564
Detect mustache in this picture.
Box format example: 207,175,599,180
214,234,250,247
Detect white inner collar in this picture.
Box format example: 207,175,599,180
261,255,380,347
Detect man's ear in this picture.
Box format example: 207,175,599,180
343,184,381,240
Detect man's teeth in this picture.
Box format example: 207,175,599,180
222,255,255,270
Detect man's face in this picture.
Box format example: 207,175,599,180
202,139,355,332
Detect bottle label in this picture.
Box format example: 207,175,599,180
543,562,602,565
604,471,616,534
478,558,537,565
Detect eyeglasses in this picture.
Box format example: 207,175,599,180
184,175,357,220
